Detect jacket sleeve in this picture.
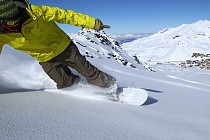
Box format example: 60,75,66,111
0,42,3,54
26,5,96,29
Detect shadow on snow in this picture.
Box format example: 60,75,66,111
0,85,39,94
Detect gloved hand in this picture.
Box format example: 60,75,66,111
94,19,110,31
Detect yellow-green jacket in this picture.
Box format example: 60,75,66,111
0,5,96,62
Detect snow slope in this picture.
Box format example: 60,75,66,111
0,25,210,140
122,20,210,62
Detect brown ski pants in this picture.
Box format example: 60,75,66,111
39,41,115,89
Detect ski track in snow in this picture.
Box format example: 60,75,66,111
166,75,210,87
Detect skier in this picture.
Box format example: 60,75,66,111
0,0,116,89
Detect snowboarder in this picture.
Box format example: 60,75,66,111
0,0,116,89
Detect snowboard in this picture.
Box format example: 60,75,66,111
113,87,148,106
45,83,148,106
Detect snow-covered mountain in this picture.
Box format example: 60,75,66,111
122,20,210,63
71,28,154,71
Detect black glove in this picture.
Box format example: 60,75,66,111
94,19,110,31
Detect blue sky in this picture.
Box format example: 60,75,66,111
28,0,210,34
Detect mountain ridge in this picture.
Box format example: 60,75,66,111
71,28,154,71
122,20,210,62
